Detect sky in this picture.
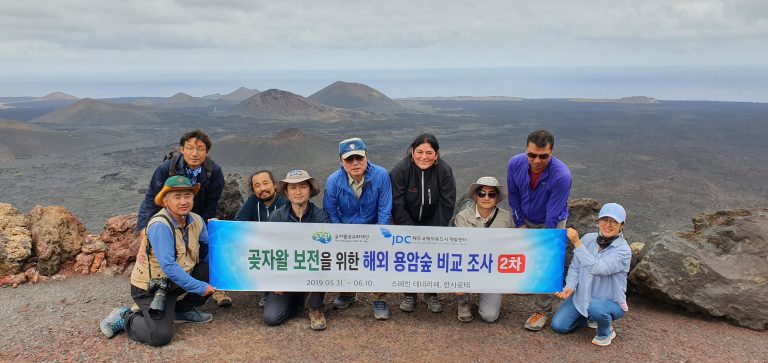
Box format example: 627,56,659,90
1,0,767,100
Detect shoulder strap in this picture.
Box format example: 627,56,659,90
484,208,499,228
168,153,182,178
203,156,213,179
146,214,178,260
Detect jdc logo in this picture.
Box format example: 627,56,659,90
380,228,412,246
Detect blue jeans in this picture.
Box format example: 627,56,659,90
551,296,625,337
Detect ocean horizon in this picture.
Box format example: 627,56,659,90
1,65,767,103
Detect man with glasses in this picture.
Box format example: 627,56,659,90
323,137,393,320
506,129,572,331
136,130,227,306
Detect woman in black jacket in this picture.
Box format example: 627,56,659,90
389,133,457,313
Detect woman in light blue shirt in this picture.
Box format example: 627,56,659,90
550,203,632,346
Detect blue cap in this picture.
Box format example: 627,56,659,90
599,203,626,224
339,137,367,159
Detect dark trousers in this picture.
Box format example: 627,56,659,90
125,263,210,347
263,291,325,326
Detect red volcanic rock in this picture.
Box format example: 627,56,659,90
100,214,141,272
0,203,33,276
0,272,26,287
27,205,87,276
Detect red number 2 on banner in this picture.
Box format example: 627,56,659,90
497,254,526,273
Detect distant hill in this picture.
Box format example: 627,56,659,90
308,81,405,113
209,128,337,168
41,92,79,101
0,119,119,160
219,87,260,102
225,89,364,121
30,98,162,125
203,87,260,102
569,96,659,104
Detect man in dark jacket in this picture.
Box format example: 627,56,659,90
323,137,392,319
135,130,226,306
265,170,330,330
235,169,288,307
137,129,225,232
235,170,288,222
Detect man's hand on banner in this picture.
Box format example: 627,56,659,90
554,287,573,299
202,284,216,297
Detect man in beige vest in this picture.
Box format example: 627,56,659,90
100,176,216,347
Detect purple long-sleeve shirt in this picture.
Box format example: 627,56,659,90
506,153,572,228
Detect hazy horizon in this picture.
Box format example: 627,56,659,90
2,65,767,103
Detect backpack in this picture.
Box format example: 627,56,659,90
163,150,214,181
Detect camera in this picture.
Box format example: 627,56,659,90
147,278,170,319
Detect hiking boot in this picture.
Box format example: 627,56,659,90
399,296,416,312
213,290,232,307
100,307,130,338
587,320,597,329
457,300,473,322
524,312,548,331
591,327,617,346
259,293,267,308
333,295,358,309
372,301,390,320
424,295,443,313
175,307,213,324
309,308,327,330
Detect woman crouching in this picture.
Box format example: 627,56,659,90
550,203,632,346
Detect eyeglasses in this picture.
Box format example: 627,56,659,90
183,146,207,153
343,155,365,163
599,217,620,226
476,190,497,199
526,152,550,160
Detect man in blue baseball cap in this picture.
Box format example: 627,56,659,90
323,137,393,320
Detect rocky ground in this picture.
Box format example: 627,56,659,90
1,274,766,362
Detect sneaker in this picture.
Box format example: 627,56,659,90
524,312,548,331
587,320,597,329
309,308,327,330
424,295,443,313
100,307,130,338
399,296,416,312
174,307,213,324
333,295,358,309
457,300,473,322
372,301,390,320
213,290,232,307
591,327,617,346
259,294,267,308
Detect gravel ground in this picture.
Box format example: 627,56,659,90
1,274,766,362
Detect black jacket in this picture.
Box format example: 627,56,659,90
267,202,330,223
389,157,456,226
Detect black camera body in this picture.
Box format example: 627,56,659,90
148,277,170,319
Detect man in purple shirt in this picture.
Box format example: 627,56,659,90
507,130,572,331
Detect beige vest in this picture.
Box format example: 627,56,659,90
130,209,203,290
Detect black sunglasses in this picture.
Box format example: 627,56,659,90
343,154,365,163
476,190,498,199
526,152,551,160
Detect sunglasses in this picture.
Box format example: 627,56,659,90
343,154,365,163
526,152,551,160
476,190,498,199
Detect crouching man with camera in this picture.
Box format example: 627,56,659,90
100,176,216,346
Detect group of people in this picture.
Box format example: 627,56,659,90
99,129,632,348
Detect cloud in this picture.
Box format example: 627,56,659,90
0,0,766,68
